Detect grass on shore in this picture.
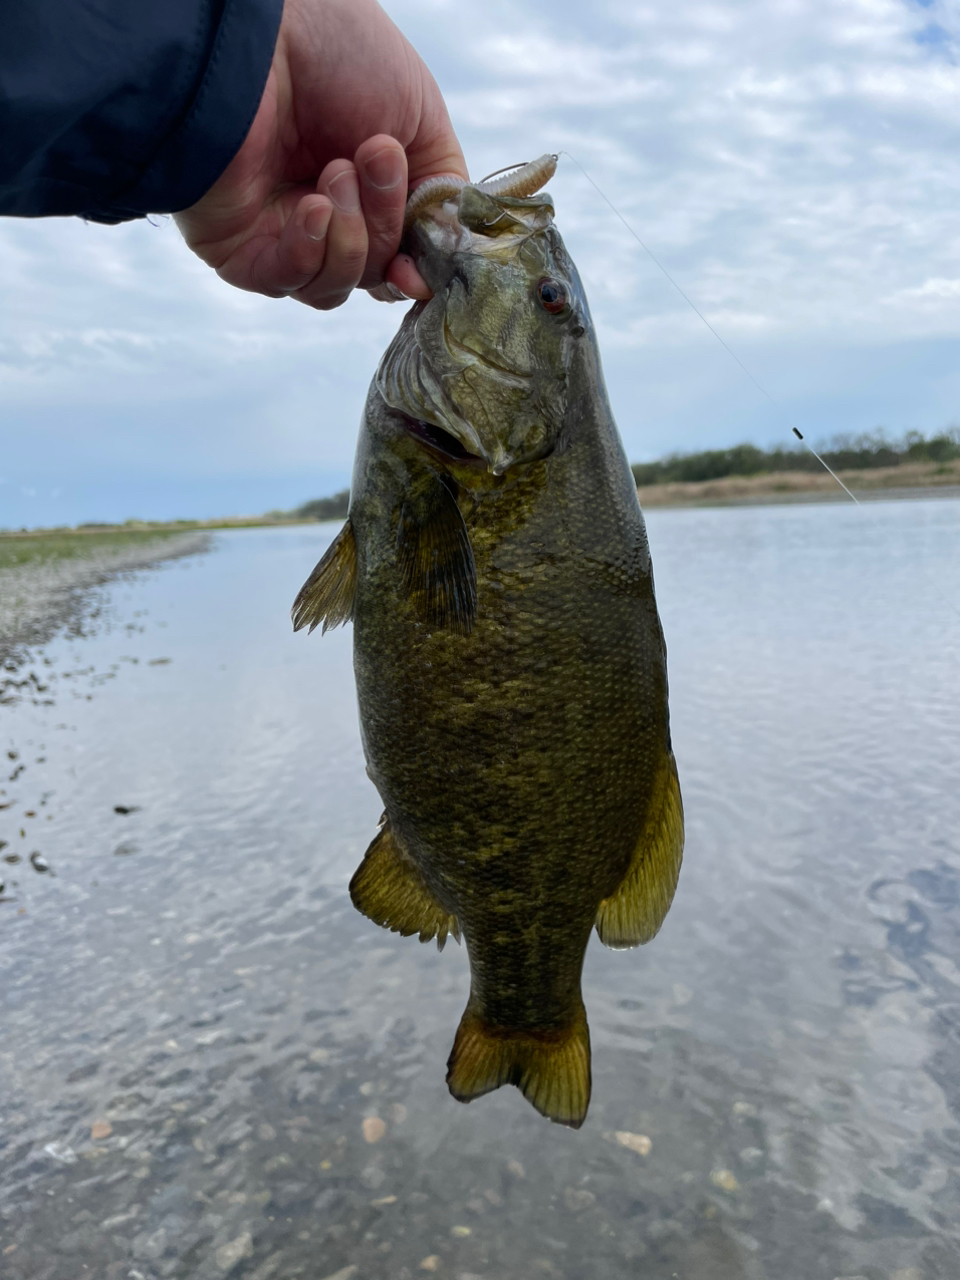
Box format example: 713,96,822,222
637,459,960,507
0,527,197,572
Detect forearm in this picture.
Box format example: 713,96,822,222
0,0,283,223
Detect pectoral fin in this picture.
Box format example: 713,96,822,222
447,1000,591,1129
291,519,357,634
595,751,684,949
397,474,477,635
349,816,460,951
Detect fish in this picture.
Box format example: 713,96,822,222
293,156,683,1128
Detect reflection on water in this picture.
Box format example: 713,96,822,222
1,501,959,1280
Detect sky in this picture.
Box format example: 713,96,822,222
2,0,959,528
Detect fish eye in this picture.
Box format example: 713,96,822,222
536,278,567,314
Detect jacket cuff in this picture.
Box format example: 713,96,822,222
87,0,284,223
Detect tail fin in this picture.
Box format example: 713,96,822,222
446,1002,591,1129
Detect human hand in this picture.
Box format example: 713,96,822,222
174,0,467,309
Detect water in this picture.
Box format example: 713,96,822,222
1,500,958,1280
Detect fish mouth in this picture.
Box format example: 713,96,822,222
404,416,487,468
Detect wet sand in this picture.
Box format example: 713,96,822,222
0,533,209,661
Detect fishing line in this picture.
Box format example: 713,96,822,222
557,151,861,506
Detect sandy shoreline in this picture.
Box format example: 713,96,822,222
637,462,960,508
0,531,210,661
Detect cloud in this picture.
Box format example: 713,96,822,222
896,276,960,299
2,0,960,524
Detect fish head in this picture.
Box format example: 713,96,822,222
376,184,590,476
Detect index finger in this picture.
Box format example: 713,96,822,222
355,135,411,290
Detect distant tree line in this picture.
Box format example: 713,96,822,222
290,489,350,520
631,429,960,487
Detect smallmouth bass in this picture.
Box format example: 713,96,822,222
294,158,683,1128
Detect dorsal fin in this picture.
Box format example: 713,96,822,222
595,751,684,948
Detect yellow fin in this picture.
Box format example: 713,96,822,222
291,518,357,634
349,817,459,951
446,1002,591,1129
596,751,684,949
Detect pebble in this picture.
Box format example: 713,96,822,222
43,1141,76,1164
90,1120,112,1141
451,1225,472,1237
320,1268,358,1280
710,1169,740,1193
563,1187,597,1212
214,1232,253,1272
613,1131,652,1156
507,1159,525,1178
420,1257,441,1272
362,1116,386,1144
361,1163,386,1189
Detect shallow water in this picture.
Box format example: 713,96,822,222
1,500,958,1280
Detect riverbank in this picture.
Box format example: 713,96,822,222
0,529,210,660
636,459,960,507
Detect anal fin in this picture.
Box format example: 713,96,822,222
595,751,684,949
349,817,459,950
291,518,357,634
446,1001,591,1129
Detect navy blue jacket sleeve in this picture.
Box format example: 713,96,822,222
0,0,284,223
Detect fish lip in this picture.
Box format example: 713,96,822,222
403,416,487,468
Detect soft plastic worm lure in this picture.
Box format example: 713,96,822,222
402,153,558,230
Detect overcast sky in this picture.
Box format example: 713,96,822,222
2,0,959,527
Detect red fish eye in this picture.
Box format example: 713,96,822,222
537,278,567,314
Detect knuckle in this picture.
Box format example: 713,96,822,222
333,242,369,275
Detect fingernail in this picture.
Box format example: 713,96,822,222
329,169,361,213
363,147,404,191
305,204,331,241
